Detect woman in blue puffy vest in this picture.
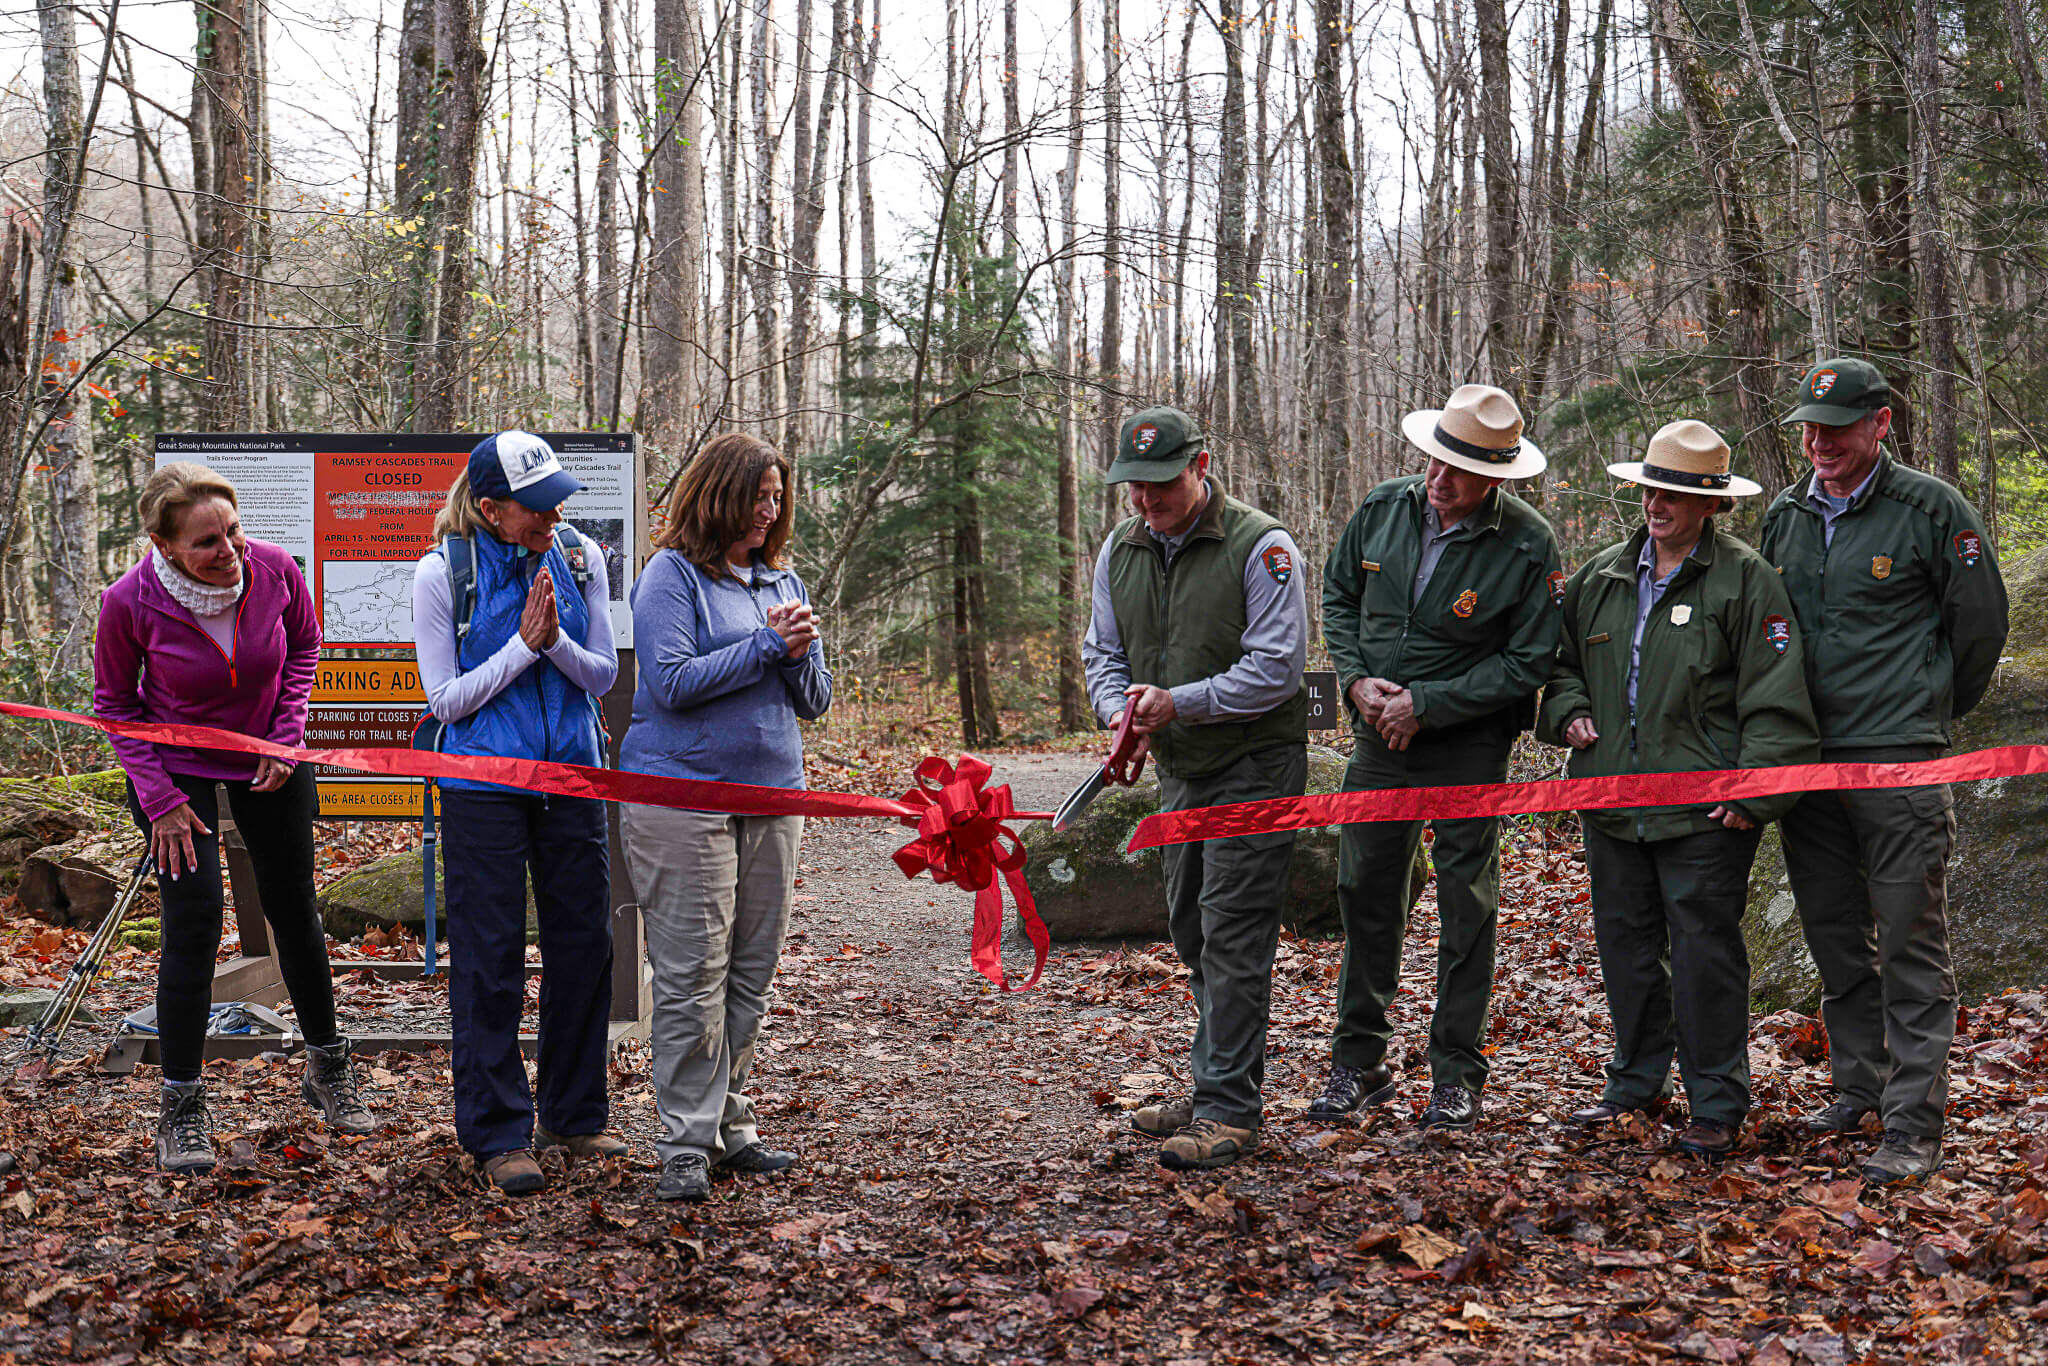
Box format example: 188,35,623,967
411,432,622,1195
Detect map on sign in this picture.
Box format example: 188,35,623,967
322,560,417,643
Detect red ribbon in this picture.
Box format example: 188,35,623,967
889,756,1050,991
1127,745,2048,851
0,700,1053,992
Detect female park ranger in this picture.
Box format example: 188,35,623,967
1538,420,1820,1160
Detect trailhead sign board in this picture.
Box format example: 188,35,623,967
152,433,641,819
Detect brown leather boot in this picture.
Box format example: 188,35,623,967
1130,1098,1194,1138
534,1127,629,1159
482,1149,545,1195
1158,1117,1258,1171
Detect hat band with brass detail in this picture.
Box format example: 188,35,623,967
1432,424,1520,465
1640,462,1731,490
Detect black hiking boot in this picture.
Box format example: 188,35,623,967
1304,1064,1397,1121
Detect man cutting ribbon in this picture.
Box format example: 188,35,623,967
1080,405,1309,1171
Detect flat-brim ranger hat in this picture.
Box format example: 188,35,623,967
1399,384,1547,480
1607,419,1763,497
1108,406,1204,483
469,430,585,511
1781,357,1891,427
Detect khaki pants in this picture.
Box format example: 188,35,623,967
623,805,803,1163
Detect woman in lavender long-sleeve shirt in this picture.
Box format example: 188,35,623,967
621,433,831,1202
94,463,375,1175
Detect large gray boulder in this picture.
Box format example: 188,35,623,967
1746,547,2048,1009
316,843,537,942
1018,745,1422,941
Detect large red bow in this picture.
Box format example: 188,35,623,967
891,755,1051,991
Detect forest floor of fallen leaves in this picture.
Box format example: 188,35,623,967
4,747,2048,1365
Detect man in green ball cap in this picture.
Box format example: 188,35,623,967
1761,357,2009,1185
1083,405,1309,1171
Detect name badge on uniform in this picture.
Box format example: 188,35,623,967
1670,605,1693,626
1361,559,1381,573
1586,632,1612,645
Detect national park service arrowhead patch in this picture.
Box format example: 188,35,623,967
1765,614,1791,655
1954,530,1983,567
1548,570,1566,607
1133,423,1159,454
1810,368,1838,398
1261,544,1293,587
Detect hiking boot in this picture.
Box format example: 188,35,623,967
155,1081,217,1175
656,1153,712,1202
1862,1130,1942,1186
1798,1098,1875,1135
1570,1097,1666,1128
718,1142,795,1175
1419,1085,1480,1133
1130,1098,1194,1138
1158,1117,1258,1171
1676,1120,1739,1160
302,1039,377,1135
1304,1064,1397,1121
535,1126,630,1159
482,1149,545,1195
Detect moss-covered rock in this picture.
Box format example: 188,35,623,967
1019,745,1422,942
0,775,129,897
317,843,538,943
1746,546,2048,1009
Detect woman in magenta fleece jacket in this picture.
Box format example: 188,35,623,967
95,462,375,1175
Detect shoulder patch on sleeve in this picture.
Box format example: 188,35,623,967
1260,544,1294,587
1764,614,1792,655
1548,570,1567,607
1953,529,1983,568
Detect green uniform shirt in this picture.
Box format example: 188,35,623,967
1322,476,1563,736
1538,524,1822,842
1103,489,1309,779
1759,455,2009,751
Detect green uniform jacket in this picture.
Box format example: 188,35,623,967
1322,476,1562,736
1758,455,2009,751
1537,524,1821,842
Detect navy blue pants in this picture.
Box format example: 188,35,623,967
439,788,613,1160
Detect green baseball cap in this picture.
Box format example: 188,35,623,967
1108,406,1204,483
1781,357,1892,426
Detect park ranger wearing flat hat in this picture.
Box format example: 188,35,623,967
1761,357,2009,1185
1081,405,1309,1171
1309,384,1563,1134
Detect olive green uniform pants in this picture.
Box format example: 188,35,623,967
1332,731,1510,1092
1582,822,1762,1127
1783,759,1957,1138
1158,743,1308,1129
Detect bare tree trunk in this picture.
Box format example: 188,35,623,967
561,0,596,426
393,0,485,430
1473,0,1519,392
1912,0,1959,484
855,0,879,381
1214,0,1252,446
1000,0,1019,255
1052,0,1087,734
593,0,622,426
749,0,784,422
1525,0,1609,410
646,0,708,455
783,0,848,456
1310,0,1352,515
39,0,93,666
2006,0,2048,179
194,0,255,429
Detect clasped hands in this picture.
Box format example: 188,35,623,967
1348,677,1421,751
766,600,819,659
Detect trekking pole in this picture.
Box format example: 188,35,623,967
20,853,155,1064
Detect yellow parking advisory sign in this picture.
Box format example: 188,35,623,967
318,781,438,820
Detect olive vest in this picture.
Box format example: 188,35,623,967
1104,483,1308,778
